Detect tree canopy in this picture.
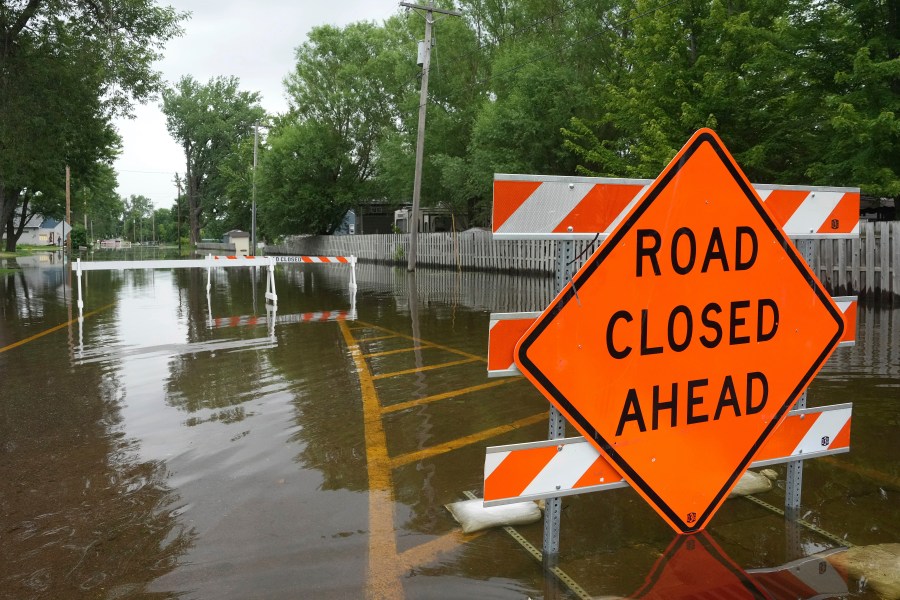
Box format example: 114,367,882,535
161,75,266,244
0,0,185,250
155,0,896,241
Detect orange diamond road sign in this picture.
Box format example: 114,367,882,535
515,128,844,534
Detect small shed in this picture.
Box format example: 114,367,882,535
223,230,251,256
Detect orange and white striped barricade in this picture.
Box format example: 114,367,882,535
488,297,859,378
272,255,358,291
483,403,852,506
210,308,358,329
493,175,860,240
486,168,860,550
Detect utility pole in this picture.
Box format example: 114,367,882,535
252,122,258,255
175,174,182,253
401,1,461,271
65,165,71,253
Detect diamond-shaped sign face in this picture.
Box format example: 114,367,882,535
515,129,844,533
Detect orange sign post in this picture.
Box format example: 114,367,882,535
514,129,845,534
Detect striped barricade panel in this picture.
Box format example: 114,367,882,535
487,297,858,377
272,255,351,264
492,175,860,240
483,403,851,506
211,310,355,328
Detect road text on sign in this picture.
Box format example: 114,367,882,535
514,129,844,533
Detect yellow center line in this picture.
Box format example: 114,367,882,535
355,320,486,362
338,320,403,600
362,344,436,358
390,412,547,469
382,379,522,415
0,303,115,355
372,357,480,381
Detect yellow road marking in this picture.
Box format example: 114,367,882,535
372,357,480,380
0,304,114,355
356,320,486,362
357,334,400,343
390,412,547,469
362,344,436,358
397,530,484,571
382,379,521,414
338,320,403,600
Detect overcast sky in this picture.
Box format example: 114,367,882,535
113,0,402,209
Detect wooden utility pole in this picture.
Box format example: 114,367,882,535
401,1,461,271
252,122,258,254
175,174,182,253
65,165,71,253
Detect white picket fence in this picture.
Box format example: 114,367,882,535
271,222,900,301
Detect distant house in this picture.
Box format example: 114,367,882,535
5,214,71,246
393,204,466,233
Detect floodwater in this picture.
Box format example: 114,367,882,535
0,249,897,600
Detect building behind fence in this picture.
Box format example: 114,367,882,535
269,221,899,302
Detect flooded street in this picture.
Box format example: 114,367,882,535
1,250,898,599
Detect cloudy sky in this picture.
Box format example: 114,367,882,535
113,0,402,209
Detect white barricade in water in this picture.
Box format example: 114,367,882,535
75,255,281,316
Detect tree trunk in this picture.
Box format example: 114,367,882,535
185,150,200,246
0,185,21,252
11,194,29,246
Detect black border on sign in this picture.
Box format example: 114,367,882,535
516,131,845,534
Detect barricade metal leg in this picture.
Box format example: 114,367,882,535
786,239,815,515
265,258,277,306
350,255,358,291
266,302,276,341
543,240,574,564
785,391,806,514
76,259,84,319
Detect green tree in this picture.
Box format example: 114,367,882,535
0,0,185,251
161,76,265,245
122,194,153,243
260,120,357,236
800,0,899,199
562,0,898,200
261,20,411,235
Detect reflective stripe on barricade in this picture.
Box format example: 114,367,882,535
487,297,859,377
483,403,852,506
493,175,860,240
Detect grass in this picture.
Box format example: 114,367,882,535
0,245,59,256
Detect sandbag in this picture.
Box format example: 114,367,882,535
445,499,541,534
827,543,900,599
729,469,777,497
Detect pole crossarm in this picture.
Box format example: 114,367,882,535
399,2,461,16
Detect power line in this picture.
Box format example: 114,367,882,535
117,169,180,175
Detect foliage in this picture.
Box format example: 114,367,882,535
260,120,359,236
187,0,899,241
261,20,415,235
161,76,265,245
0,0,186,251
70,223,88,249
561,0,898,199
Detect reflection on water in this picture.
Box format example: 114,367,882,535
627,532,848,599
1,256,897,598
